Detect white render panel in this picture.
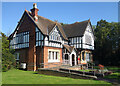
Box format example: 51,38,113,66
82,44,94,50
44,36,48,46
82,23,94,50
70,50,77,66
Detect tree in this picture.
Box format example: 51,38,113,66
93,20,120,66
0,32,15,72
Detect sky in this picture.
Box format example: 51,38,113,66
2,2,118,35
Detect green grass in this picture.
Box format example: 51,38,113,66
2,69,111,84
104,72,120,79
106,66,120,71
79,69,91,72
103,66,120,79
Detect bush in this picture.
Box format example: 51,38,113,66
1,32,16,72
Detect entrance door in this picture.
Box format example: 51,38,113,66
72,54,75,66
65,54,69,64
86,52,90,62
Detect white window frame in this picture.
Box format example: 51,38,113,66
48,49,60,63
15,53,19,60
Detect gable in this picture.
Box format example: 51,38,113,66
26,12,68,40
63,20,89,38
49,25,62,42
82,22,94,50
85,23,94,41
9,11,36,39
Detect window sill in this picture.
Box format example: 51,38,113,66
48,60,60,63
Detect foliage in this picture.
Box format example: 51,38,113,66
2,69,111,84
93,20,120,66
0,32,15,72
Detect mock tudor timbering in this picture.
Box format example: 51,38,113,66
9,3,94,71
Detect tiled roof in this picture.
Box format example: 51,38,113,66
63,20,89,38
27,11,68,40
9,10,91,41
63,44,75,53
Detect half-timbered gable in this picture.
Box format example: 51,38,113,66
82,22,94,50
47,25,63,48
63,20,94,65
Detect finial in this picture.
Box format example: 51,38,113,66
88,18,90,22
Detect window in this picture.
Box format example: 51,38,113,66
74,37,76,43
56,52,58,59
82,52,85,61
48,50,60,62
52,52,54,60
77,37,78,43
36,27,44,46
15,53,19,60
86,52,90,62
49,26,61,42
65,54,68,60
49,51,51,59
10,31,29,49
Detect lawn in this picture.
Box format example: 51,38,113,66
79,69,91,72
104,66,120,80
2,69,111,85
104,72,120,79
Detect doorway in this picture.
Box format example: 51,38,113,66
64,54,69,64
72,54,75,66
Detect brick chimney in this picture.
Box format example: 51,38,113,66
30,3,39,22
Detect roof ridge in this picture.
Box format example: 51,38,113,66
64,20,89,26
38,15,56,23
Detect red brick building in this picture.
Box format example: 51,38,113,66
9,3,94,71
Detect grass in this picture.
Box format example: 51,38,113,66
104,66,120,79
104,72,120,79
79,69,91,72
105,66,120,71
2,69,111,84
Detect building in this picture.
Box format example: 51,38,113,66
8,3,94,71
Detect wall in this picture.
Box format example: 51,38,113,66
15,12,36,71
80,50,93,64
15,48,29,63
82,23,94,50
43,46,62,68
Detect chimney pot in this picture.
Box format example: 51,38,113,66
33,3,37,8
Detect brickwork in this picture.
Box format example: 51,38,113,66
36,46,43,70
17,12,37,71
15,48,29,63
43,46,63,68
14,12,63,71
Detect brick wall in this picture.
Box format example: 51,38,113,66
43,46,63,68
13,12,64,71
15,48,29,63
17,12,36,71
36,46,43,70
